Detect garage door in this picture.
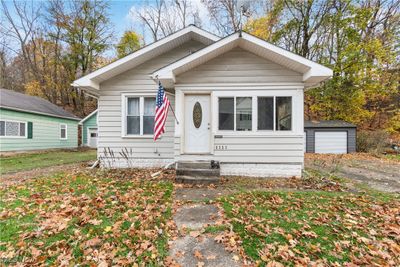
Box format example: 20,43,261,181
315,131,347,154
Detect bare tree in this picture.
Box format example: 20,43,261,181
201,0,240,35
133,0,201,42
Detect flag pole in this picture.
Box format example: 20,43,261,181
168,104,179,125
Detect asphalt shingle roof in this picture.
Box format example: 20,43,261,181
305,120,356,128
0,88,80,120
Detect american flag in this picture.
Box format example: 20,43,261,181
154,82,170,141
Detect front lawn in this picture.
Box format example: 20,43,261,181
219,191,400,266
0,149,97,175
0,170,173,265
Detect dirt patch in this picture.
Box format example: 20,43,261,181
305,153,400,193
0,163,87,187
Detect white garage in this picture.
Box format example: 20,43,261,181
304,120,356,154
315,131,347,154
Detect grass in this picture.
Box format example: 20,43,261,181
0,149,97,175
384,153,400,161
0,170,174,265
218,190,399,266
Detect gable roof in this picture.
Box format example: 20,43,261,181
72,25,220,95
79,109,98,125
0,88,80,121
153,32,333,88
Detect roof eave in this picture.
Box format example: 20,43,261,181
152,32,334,87
72,25,220,91
79,109,98,124
0,106,81,121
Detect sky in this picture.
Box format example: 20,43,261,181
108,0,211,43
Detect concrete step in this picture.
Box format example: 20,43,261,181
177,161,213,169
176,168,220,177
176,175,220,185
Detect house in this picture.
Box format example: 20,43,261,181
0,89,80,152
304,120,356,154
79,109,98,148
72,26,332,177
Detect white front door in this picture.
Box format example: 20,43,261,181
88,128,98,148
184,95,211,154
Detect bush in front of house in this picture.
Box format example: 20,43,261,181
356,130,390,153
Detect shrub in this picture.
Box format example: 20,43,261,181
357,130,390,153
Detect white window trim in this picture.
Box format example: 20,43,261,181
121,93,156,138
60,124,68,140
0,119,27,139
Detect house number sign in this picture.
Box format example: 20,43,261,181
193,102,202,128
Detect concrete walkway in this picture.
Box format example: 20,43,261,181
170,188,240,267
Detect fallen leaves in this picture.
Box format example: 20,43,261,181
218,191,400,266
0,169,174,266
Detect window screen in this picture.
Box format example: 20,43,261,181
218,98,234,130
276,97,292,130
0,121,5,136
127,97,140,135
60,124,67,139
143,97,156,135
236,97,252,131
258,97,273,130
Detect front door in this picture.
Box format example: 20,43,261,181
184,95,211,154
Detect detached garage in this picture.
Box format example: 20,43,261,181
305,120,356,154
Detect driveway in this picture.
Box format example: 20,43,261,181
305,153,400,193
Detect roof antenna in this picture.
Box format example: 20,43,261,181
237,0,251,37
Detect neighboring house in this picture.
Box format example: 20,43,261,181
80,109,98,148
304,120,356,154
73,26,332,177
0,89,80,152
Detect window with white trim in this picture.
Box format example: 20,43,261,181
125,96,156,136
60,124,67,139
218,96,292,131
0,120,27,137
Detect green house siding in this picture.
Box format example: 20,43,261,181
82,111,97,145
0,108,79,152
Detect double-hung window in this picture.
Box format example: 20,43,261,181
0,120,27,137
125,96,156,136
218,96,292,132
60,124,67,139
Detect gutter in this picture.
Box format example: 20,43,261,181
0,106,81,121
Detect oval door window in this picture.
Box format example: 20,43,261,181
193,102,202,128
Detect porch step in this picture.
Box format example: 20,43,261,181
176,168,219,177
176,160,220,184
177,161,213,169
175,175,220,185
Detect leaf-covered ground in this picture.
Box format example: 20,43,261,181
1,166,399,266
0,170,174,266
219,191,400,266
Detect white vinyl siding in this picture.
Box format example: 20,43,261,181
176,47,303,84
98,40,206,167
315,131,347,154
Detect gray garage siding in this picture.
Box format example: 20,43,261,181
305,127,356,153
